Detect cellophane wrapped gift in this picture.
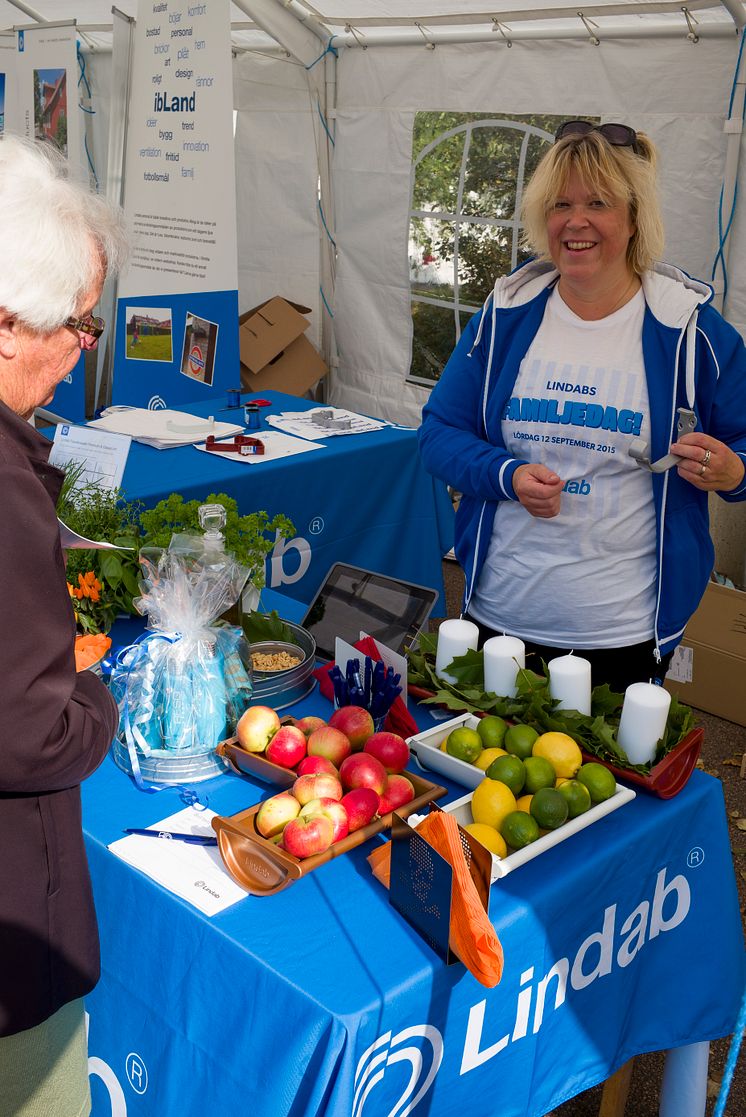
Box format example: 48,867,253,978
110,538,253,760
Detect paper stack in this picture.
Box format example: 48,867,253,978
89,407,244,450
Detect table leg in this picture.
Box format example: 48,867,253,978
598,1058,635,1117
659,1041,710,1117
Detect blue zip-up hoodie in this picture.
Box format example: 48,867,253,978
419,259,746,658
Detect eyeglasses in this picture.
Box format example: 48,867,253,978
64,314,105,339
555,120,639,154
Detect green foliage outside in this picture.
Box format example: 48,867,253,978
409,112,578,384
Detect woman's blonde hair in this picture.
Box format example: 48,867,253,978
520,129,664,275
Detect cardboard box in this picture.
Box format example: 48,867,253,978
665,579,746,725
238,296,328,395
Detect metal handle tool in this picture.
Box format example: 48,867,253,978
628,407,697,473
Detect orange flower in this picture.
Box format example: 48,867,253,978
77,572,102,602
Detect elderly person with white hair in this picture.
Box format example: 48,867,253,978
0,135,127,1117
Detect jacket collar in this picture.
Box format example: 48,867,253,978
0,397,65,502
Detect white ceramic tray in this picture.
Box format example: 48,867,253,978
407,713,496,789
407,781,636,881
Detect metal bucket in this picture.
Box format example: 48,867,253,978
111,736,230,784
248,620,317,711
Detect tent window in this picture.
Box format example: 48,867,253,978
408,113,587,387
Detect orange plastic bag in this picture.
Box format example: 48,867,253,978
368,811,504,988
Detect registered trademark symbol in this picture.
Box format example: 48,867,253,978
687,847,705,869
308,516,325,535
125,1052,148,1094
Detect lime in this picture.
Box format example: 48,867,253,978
577,762,617,803
465,822,508,858
485,754,526,796
477,715,508,750
557,779,592,818
530,787,569,830
523,755,557,794
515,793,534,814
445,726,483,764
471,778,517,830
532,732,583,779
500,810,540,850
475,746,508,771
504,723,539,760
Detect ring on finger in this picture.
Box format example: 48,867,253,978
702,449,711,467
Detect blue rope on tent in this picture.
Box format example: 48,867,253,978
305,37,338,71
320,285,334,318
710,28,746,296
317,198,336,247
317,99,335,146
713,979,746,1117
76,41,99,189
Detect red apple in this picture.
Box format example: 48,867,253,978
364,731,410,774
256,790,300,838
299,797,349,843
378,774,416,815
265,724,307,769
293,715,327,737
292,772,343,806
339,753,387,795
236,705,281,753
282,813,335,859
296,755,339,778
341,788,380,832
307,726,352,767
328,706,375,751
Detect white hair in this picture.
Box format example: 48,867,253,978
0,134,128,332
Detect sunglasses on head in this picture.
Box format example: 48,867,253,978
555,120,639,154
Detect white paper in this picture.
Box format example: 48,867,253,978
666,645,694,685
266,408,385,441
89,408,243,450
58,518,134,552
49,423,131,491
107,806,248,915
194,430,323,464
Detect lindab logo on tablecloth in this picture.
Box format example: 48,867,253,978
355,867,691,1113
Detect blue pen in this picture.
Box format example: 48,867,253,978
123,828,218,846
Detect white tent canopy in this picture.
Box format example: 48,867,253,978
1,0,745,573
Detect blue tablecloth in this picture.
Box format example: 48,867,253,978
114,390,453,613
83,597,745,1117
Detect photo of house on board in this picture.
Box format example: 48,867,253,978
34,68,67,154
180,312,218,386
126,308,173,362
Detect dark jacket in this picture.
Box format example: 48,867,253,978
0,400,118,1036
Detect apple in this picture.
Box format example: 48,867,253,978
364,731,410,774
378,774,416,815
328,706,375,751
293,715,327,737
296,755,339,778
256,790,300,838
307,726,352,768
339,753,387,795
341,788,380,832
265,724,307,770
236,705,281,754
299,797,349,843
282,813,335,859
292,772,343,806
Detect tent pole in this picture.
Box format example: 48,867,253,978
720,0,746,28
329,20,735,47
231,0,326,66
713,37,746,314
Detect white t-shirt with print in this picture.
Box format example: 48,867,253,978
470,286,657,648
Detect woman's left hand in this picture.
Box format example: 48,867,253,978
670,433,745,492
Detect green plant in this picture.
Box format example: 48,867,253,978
138,492,294,592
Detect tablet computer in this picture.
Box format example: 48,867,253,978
300,563,438,663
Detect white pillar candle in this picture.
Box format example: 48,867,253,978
548,653,592,716
435,619,479,683
483,635,526,698
617,682,672,766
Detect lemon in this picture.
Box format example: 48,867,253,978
485,754,526,796
445,726,483,764
475,746,508,771
557,779,592,818
532,732,583,779
530,787,569,830
515,793,534,814
523,755,556,794
471,778,517,830
504,723,539,760
500,810,540,850
476,716,508,749
465,822,507,858
577,762,617,803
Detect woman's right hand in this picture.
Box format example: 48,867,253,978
513,463,564,518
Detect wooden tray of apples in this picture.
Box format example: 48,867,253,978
212,704,446,895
